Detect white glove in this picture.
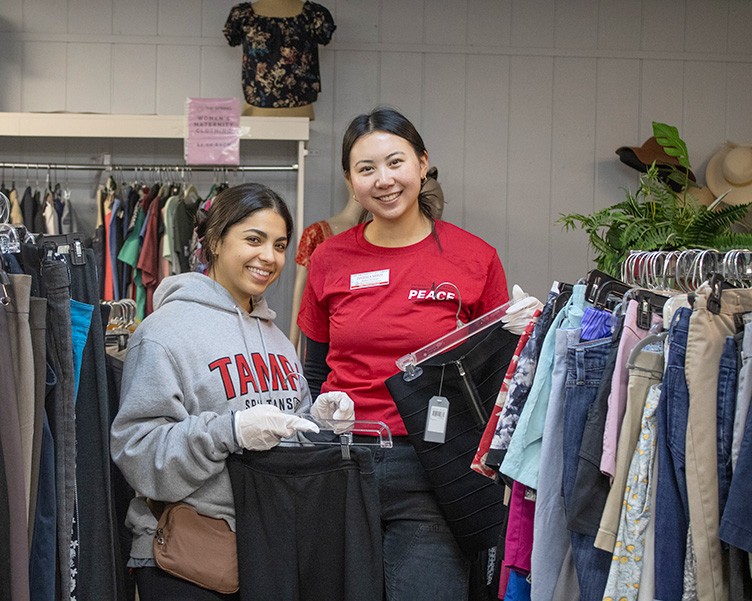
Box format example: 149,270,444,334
233,404,319,451
310,391,356,434
501,285,543,335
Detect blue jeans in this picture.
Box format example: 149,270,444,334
654,307,691,601
563,337,612,601
372,440,470,601
717,336,738,518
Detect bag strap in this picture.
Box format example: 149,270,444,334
146,498,168,520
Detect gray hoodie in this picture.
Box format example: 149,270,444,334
110,272,311,560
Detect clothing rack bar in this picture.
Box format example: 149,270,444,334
0,161,298,172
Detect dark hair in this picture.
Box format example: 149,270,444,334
342,107,440,223
195,183,293,271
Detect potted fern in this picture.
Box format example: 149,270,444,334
558,122,752,278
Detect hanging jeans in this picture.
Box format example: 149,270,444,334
562,335,613,601
227,446,382,601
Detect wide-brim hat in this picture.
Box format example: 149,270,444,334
616,136,696,190
705,142,752,206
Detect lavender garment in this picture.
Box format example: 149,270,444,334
489,290,558,453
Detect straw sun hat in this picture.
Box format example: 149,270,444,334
706,142,752,206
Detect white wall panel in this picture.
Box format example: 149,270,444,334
683,61,728,179
331,51,379,143
686,0,729,54
554,0,598,49
594,59,640,213
550,57,597,285
111,44,157,114
21,41,67,112
424,0,468,46
506,56,553,298
467,0,511,47
511,0,555,48
0,0,22,30
203,0,237,38
22,0,66,34
726,63,752,143
200,46,238,99
156,45,201,114
333,0,379,44
113,0,157,36
379,52,423,125
158,0,203,37
68,0,112,35
640,60,685,142
422,53,467,227
379,0,424,45
0,40,23,111
66,43,112,114
463,54,509,265
728,0,752,54
642,0,685,52
598,0,641,50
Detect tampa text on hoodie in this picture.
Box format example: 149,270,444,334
110,272,312,561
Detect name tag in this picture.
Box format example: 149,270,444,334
350,269,390,290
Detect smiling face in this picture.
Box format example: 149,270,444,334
209,208,288,309
345,131,429,226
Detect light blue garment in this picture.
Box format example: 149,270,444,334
501,284,588,489
69,298,94,401
530,328,581,601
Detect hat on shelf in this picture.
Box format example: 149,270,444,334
616,136,697,191
705,142,752,206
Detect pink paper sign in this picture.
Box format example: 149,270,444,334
184,97,241,165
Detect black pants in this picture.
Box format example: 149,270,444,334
227,446,382,601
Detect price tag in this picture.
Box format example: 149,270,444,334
424,396,450,443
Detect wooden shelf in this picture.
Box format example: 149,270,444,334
0,112,310,141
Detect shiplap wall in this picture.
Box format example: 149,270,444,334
2,0,752,327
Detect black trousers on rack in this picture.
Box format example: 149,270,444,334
226,445,382,601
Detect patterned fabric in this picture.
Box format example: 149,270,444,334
224,2,336,108
294,219,333,268
488,290,557,455
471,312,539,478
603,383,661,601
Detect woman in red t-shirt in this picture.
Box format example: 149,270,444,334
298,108,509,600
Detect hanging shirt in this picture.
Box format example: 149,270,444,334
223,1,336,108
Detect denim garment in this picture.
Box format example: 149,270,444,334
719,374,752,555
562,336,612,601
716,336,738,517
488,290,557,460
654,307,691,601
502,285,588,489
375,441,471,601
529,328,581,601
603,383,661,601
733,322,752,471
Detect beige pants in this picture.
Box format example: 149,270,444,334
685,283,752,600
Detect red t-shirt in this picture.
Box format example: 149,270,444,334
297,220,509,435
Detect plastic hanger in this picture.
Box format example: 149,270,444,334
395,299,513,381
281,417,393,459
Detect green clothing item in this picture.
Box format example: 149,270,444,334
118,207,147,320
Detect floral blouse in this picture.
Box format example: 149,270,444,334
294,219,333,268
224,2,336,108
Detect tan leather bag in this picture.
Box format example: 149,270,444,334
151,501,239,594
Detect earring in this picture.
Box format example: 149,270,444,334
352,194,357,201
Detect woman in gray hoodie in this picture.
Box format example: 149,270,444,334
110,183,349,600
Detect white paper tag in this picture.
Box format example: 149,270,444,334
424,396,449,443
350,269,390,290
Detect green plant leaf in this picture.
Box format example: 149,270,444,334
652,122,692,170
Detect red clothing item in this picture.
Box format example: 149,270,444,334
294,220,333,268
298,220,509,435
103,208,115,301
137,194,161,315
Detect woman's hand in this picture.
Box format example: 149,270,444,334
310,391,356,433
233,404,319,451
